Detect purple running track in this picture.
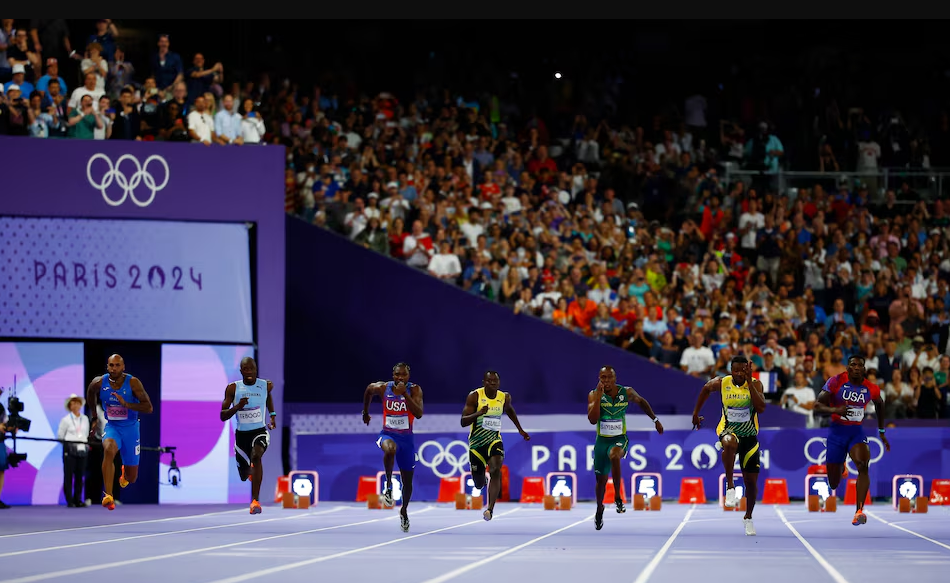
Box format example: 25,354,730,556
1,502,948,583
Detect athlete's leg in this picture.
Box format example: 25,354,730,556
101,438,119,498
486,454,503,513
608,446,627,512
399,469,414,522
470,448,487,490
849,442,871,512
742,471,759,518
379,438,397,489
720,433,738,488
825,427,850,491
250,441,266,502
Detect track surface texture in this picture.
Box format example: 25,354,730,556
2,502,948,583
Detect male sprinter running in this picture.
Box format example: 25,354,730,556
813,355,890,525
363,362,424,532
692,355,765,535
588,366,664,531
221,357,276,514
460,371,530,521
87,354,153,511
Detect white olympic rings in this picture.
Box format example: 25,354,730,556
803,435,885,469
416,439,470,479
87,153,170,207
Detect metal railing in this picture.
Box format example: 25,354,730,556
722,167,950,202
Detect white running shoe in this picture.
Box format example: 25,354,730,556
743,518,756,536
724,488,738,508
383,488,394,507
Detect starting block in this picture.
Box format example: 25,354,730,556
285,471,319,509
437,477,463,502
844,478,872,506
893,475,927,513
520,477,546,503
274,475,290,503
454,492,484,510
679,477,706,504
632,493,662,511
545,472,577,508
805,474,836,512
929,479,950,505
356,476,378,502
762,478,789,504
542,495,572,510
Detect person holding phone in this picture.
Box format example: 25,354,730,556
241,97,265,144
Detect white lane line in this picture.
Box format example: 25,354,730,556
866,511,950,552
204,507,523,583
0,507,434,583
630,504,696,583
416,511,591,583
0,507,346,558
0,507,249,539
775,507,850,583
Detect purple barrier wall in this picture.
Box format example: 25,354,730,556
297,428,950,502
0,137,286,495
284,218,803,425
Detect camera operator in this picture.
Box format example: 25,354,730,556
0,388,10,509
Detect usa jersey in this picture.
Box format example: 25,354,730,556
381,381,414,434
821,372,880,426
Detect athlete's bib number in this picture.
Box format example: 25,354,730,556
237,408,263,425
600,419,623,437
845,406,865,422
106,405,128,421
481,417,502,432
726,407,751,423
385,416,410,430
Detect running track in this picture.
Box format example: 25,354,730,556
2,502,948,583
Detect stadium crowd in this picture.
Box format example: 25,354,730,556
2,19,948,425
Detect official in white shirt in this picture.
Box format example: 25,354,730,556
57,394,90,508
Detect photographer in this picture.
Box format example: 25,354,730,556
57,394,89,508
0,389,9,509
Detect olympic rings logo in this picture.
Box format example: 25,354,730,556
417,439,470,478
87,153,170,208
803,435,885,472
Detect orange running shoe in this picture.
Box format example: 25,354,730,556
119,465,129,488
852,509,867,526
841,466,849,479
250,500,262,515
102,494,116,511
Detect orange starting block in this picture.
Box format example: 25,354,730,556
274,475,290,503
437,477,462,503
281,491,311,509
808,495,838,512
679,477,706,504
632,493,662,511
355,476,378,502
762,478,789,504
520,477,546,503
454,492,484,510
542,495,572,510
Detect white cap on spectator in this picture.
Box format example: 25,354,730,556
386,181,399,190
12,64,25,75
6,84,20,93
480,201,493,210
367,192,379,199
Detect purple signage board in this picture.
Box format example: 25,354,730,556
0,137,286,496
296,428,950,502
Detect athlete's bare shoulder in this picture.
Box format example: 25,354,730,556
703,376,724,391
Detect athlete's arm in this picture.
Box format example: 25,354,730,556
404,384,424,418
266,380,277,429
86,376,102,435
587,384,604,425
124,377,154,414
627,387,664,434
872,385,891,452
362,382,384,424
749,379,767,414
691,376,722,429
812,375,847,415
504,393,530,439
220,382,246,422
460,391,483,427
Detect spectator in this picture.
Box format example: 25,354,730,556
0,19,14,81
680,331,716,378
107,47,134,99
34,57,65,96
110,86,141,141
2,84,29,135
67,93,102,139
68,72,104,113
6,29,39,82
186,53,222,105
4,64,34,98
214,94,243,145
57,394,89,508
780,370,817,426
186,94,215,145
151,34,183,96
94,95,113,140
428,241,462,282
86,19,118,63
916,367,943,420
79,42,108,93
